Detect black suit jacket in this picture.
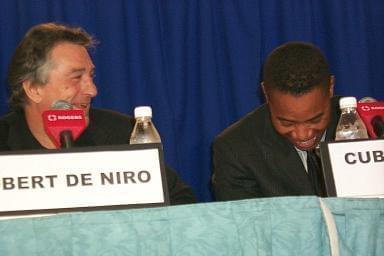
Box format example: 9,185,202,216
212,96,340,201
0,108,196,205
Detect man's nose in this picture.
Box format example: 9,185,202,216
292,124,313,141
82,77,98,97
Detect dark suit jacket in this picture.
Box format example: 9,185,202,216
212,96,340,201
0,108,196,205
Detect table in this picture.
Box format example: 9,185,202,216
0,196,383,255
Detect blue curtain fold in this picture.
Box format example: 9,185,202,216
1,0,383,201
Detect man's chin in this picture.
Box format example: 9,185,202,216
294,144,317,151
85,115,90,126
292,137,319,151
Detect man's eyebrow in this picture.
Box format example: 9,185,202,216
68,67,95,74
306,113,324,122
68,68,86,74
277,113,324,123
276,116,296,123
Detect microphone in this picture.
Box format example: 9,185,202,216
357,97,384,139
371,115,384,138
42,100,87,148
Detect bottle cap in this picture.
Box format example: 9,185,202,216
339,97,357,108
134,106,152,118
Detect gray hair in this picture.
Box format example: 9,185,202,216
7,22,95,109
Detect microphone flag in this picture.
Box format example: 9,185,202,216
42,102,87,148
357,100,384,139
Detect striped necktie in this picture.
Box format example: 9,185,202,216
307,150,326,197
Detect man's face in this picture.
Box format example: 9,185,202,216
265,84,333,151
31,42,98,123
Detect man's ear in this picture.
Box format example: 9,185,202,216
261,82,269,103
22,80,43,103
328,75,335,97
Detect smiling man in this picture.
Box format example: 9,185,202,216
0,23,195,205
3,23,97,150
212,42,340,200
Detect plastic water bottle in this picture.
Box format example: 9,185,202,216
129,106,161,144
335,97,369,141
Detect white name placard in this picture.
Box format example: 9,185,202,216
0,144,169,215
320,139,384,198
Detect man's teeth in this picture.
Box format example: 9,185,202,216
299,137,316,145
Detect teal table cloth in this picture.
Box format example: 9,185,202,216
0,196,383,255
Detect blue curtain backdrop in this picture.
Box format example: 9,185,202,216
0,1,383,202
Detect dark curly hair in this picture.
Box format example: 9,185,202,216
7,22,96,110
262,41,330,96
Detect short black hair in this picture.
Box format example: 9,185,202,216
262,41,330,95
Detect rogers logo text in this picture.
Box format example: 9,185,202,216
58,115,83,120
49,115,83,121
360,105,384,112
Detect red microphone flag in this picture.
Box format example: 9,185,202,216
357,101,384,139
42,109,87,148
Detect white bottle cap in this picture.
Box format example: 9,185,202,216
339,97,357,108
134,106,152,118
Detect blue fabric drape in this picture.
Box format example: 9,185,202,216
1,1,383,202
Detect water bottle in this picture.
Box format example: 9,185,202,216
335,97,369,141
129,106,161,144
